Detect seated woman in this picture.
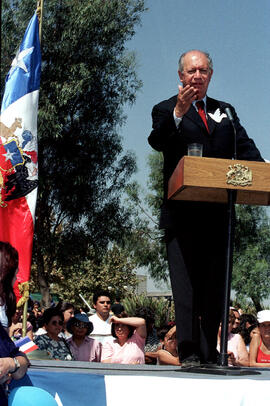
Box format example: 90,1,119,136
155,325,180,366
217,309,249,366
101,312,146,364
249,310,270,367
34,307,73,360
67,313,101,362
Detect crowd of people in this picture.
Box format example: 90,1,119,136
1,239,270,406
8,289,270,369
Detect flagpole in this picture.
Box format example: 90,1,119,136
21,4,43,336
37,0,44,43
22,299,29,338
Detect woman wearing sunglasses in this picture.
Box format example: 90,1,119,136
34,307,73,360
67,313,102,362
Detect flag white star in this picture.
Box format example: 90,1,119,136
9,47,34,75
3,150,15,162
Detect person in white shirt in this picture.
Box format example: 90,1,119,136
89,290,113,344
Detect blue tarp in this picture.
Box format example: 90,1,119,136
10,370,107,406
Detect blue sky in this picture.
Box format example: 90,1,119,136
121,0,270,189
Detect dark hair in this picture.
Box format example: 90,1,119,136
239,313,257,330
59,302,75,313
111,311,134,339
229,309,236,325
135,307,155,324
43,307,64,325
36,315,45,329
0,242,18,325
239,313,258,345
93,290,111,305
157,325,172,341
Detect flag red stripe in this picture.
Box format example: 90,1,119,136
0,196,34,287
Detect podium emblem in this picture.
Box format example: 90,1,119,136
226,163,252,187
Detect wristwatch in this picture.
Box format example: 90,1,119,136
10,357,20,373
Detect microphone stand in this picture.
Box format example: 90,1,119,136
218,189,237,366
218,107,237,367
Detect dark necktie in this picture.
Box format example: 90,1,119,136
196,100,209,133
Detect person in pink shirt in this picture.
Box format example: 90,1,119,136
67,313,102,362
217,309,248,366
101,312,146,364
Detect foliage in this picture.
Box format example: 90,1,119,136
30,244,138,309
123,294,174,328
1,0,146,307
232,205,270,311
231,298,257,316
145,152,164,217
122,151,169,283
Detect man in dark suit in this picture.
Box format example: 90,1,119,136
148,50,264,366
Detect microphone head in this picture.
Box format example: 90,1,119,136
224,107,234,121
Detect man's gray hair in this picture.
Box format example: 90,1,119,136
178,50,213,73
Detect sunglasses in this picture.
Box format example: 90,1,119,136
73,321,88,329
51,320,63,326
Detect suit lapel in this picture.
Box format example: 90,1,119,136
185,104,207,132
206,111,216,134
206,97,223,135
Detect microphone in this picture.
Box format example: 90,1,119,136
224,106,237,160
224,107,234,122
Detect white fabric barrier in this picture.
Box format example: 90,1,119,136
105,374,270,406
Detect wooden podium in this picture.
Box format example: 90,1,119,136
168,156,270,367
168,156,270,206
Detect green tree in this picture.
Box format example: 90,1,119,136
1,0,146,306
123,151,169,283
30,244,138,308
232,205,270,311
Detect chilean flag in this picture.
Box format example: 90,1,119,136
0,13,41,301
14,336,39,354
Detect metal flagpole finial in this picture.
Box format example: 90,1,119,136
36,0,44,42
36,0,42,21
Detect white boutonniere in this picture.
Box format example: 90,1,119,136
208,108,227,123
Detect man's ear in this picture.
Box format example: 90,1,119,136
178,70,183,82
